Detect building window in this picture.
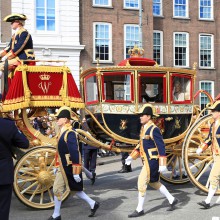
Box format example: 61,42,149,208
36,0,55,31
124,25,139,59
199,0,213,20
93,23,112,62
153,31,163,65
199,34,214,68
173,0,188,18
93,0,112,7
174,32,189,67
153,0,162,16
199,81,214,114
124,0,139,9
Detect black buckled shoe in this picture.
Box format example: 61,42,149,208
118,165,128,173
88,201,100,217
47,215,61,220
128,210,144,218
91,172,96,185
197,201,210,209
167,198,179,211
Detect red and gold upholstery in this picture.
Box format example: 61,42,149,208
2,64,84,111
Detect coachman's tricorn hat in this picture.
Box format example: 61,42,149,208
3,13,27,22
207,101,220,112
136,104,159,117
55,106,74,120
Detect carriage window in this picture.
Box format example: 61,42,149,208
102,72,133,102
85,75,98,104
139,74,165,103
172,76,191,102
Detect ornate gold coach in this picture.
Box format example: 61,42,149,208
79,46,219,196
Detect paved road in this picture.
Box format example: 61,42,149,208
9,155,220,220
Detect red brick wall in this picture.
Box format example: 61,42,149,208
80,0,153,69
80,0,220,100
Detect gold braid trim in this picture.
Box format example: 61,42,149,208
72,165,82,175
56,134,70,197
60,66,68,105
159,157,167,166
14,30,30,56
139,124,153,184
1,102,29,112
16,65,71,73
21,65,31,106
130,148,140,160
1,100,85,112
199,142,209,151
64,128,82,175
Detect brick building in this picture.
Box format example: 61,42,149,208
80,0,220,108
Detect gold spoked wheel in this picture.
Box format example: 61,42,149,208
182,114,220,194
160,142,190,184
13,146,69,209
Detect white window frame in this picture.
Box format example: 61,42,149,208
124,24,139,59
153,0,163,16
93,0,112,7
93,22,112,63
173,0,189,18
199,80,214,113
173,32,189,67
153,30,163,66
199,0,213,20
35,0,58,34
199,34,214,68
124,0,139,9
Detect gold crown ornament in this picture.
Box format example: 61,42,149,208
39,73,50,81
128,45,144,57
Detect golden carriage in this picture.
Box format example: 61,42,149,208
78,46,219,196
0,47,218,209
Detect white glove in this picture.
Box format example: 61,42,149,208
196,148,203,155
73,174,81,183
1,56,7,62
158,166,167,173
125,156,133,165
53,168,58,175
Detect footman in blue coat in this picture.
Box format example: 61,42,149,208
48,106,99,220
0,116,29,220
126,104,178,217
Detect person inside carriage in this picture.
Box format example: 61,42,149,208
0,13,35,99
141,83,163,103
173,80,184,101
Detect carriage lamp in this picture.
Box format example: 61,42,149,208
115,86,125,100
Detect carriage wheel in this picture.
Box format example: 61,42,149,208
182,114,220,194
160,142,191,184
13,146,70,209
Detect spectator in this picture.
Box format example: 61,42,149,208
82,118,98,185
